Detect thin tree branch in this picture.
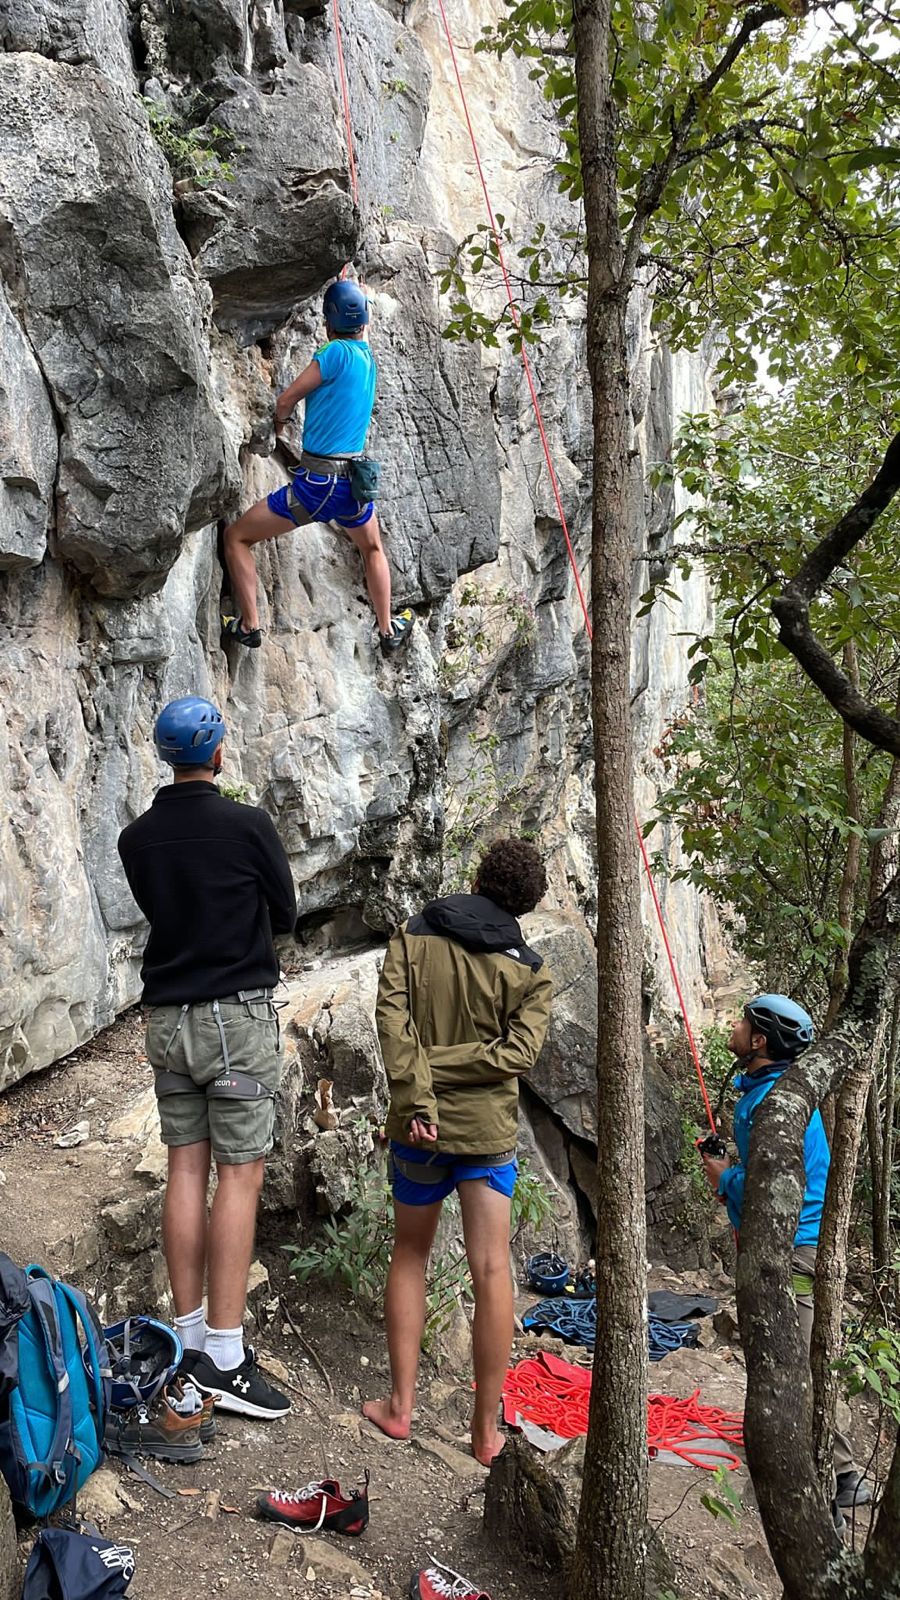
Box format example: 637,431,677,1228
618,3,784,292
772,429,900,755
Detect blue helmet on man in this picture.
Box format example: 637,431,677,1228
154,696,225,767
744,994,814,1059
323,279,369,333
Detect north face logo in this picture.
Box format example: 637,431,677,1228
92,1544,136,1579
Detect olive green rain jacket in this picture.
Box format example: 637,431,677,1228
376,893,553,1155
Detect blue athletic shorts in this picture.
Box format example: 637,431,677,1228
267,471,374,530
389,1141,518,1206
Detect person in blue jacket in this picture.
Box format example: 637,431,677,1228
701,994,871,1515
221,279,413,658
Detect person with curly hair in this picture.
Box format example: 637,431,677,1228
364,838,552,1464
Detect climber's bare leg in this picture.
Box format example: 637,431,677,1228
223,501,311,632
340,512,392,636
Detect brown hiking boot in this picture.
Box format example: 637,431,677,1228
169,1376,217,1443
106,1390,204,1464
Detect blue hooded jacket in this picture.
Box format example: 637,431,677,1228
718,1061,829,1246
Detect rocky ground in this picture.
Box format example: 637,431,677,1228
0,1018,888,1600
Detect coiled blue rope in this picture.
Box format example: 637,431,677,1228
522,1298,700,1361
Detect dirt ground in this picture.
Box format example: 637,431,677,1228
0,1016,887,1600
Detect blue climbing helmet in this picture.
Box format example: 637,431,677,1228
154,696,225,767
100,1317,183,1412
323,279,369,332
744,994,814,1059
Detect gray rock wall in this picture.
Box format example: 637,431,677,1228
0,0,719,1192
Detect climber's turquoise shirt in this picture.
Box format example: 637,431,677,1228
303,338,376,456
718,1060,830,1246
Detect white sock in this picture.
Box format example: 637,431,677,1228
205,1325,245,1371
174,1307,207,1353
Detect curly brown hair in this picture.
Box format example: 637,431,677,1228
476,837,547,917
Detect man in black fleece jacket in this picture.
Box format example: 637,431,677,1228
118,696,296,1420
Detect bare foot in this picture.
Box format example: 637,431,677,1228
362,1397,411,1441
471,1428,505,1467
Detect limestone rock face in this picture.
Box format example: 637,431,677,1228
0,54,237,597
180,64,361,338
0,0,133,89
0,280,57,571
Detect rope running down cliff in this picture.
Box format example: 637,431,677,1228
328,0,718,1132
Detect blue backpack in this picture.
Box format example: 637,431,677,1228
0,1265,110,1522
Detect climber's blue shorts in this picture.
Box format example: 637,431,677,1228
267,472,374,530
389,1141,519,1206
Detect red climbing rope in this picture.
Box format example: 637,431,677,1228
501,1353,744,1469
331,0,360,210
434,0,718,1133
434,0,592,634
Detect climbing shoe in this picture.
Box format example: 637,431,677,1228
410,1558,492,1599
221,613,262,649
169,1375,216,1443
379,609,414,656
835,1470,873,1509
180,1347,290,1420
105,1390,203,1464
257,1472,370,1534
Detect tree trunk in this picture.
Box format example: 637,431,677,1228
570,1,648,1596
824,644,863,1035
810,1055,872,1484
873,984,899,1300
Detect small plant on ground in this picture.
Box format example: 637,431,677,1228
836,1320,900,1427
699,1464,743,1525
511,1158,557,1242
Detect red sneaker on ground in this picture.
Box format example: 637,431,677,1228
256,1474,369,1535
410,1558,493,1599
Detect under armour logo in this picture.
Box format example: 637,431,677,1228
234,1377,250,1393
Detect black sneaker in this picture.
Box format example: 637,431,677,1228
222,613,262,648
180,1348,291,1420
379,609,414,656
835,1470,873,1509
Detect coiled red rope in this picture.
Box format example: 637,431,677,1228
502,1352,743,1469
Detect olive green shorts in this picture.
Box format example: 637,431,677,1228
146,997,283,1165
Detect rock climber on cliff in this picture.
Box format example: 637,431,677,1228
221,279,414,658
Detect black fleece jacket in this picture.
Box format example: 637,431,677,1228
117,781,297,1005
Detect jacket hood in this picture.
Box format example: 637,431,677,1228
420,894,524,953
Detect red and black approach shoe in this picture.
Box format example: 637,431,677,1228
410,1558,493,1599
257,1472,370,1535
